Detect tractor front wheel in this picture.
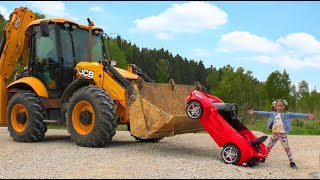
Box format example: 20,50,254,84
67,86,118,147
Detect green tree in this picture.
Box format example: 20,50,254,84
104,38,127,69
35,12,45,20
297,80,310,112
121,39,134,64
155,58,169,83
0,14,4,21
195,60,207,86
206,66,219,93
288,84,299,112
0,14,6,40
309,88,319,113
254,82,269,111
298,80,309,95
265,70,291,101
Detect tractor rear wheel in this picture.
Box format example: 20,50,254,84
67,86,118,147
6,91,47,142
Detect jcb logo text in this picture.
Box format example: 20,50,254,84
79,69,94,79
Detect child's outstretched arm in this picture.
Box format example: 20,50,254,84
287,112,316,119
247,109,273,117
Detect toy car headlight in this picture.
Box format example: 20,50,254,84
212,102,216,107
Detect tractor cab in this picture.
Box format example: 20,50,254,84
21,19,105,97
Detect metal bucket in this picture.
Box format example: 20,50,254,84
128,79,204,139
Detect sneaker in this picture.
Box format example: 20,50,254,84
290,162,298,170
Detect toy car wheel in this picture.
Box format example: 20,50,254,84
186,101,202,119
221,144,241,165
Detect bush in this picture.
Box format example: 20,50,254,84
247,118,320,135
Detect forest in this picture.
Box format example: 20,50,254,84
105,36,320,118
1,12,319,134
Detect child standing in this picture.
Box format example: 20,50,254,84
247,99,315,169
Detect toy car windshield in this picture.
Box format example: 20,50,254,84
213,103,238,117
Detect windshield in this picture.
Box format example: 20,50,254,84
59,24,105,65
58,24,106,89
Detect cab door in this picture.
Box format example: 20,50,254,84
58,24,75,90
31,24,60,93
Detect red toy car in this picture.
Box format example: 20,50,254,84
186,90,268,167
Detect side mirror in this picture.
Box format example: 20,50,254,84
40,21,50,37
111,60,117,67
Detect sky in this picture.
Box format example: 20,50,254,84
1,1,320,92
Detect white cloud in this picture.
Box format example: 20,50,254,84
28,1,79,21
155,32,174,40
277,33,320,55
273,55,319,69
239,55,320,70
217,31,281,53
192,48,212,57
218,31,320,70
90,6,103,12
133,1,227,40
239,56,272,63
0,6,10,20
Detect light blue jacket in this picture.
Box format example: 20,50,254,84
253,111,308,133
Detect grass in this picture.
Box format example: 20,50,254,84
116,125,129,131
48,125,67,130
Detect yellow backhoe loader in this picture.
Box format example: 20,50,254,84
0,7,204,147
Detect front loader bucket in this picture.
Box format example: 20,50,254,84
128,79,204,139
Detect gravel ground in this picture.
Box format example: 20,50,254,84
0,127,319,179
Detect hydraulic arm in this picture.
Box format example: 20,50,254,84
0,7,35,125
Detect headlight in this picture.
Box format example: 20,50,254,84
64,22,70,28
212,101,216,107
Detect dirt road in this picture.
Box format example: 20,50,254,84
0,127,319,179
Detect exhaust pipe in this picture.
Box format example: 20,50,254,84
87,18,93,63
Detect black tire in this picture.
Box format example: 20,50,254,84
66,86,118,147
246,158,257,167
6,91,47,142
221,144,241,165
186,101,203,119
